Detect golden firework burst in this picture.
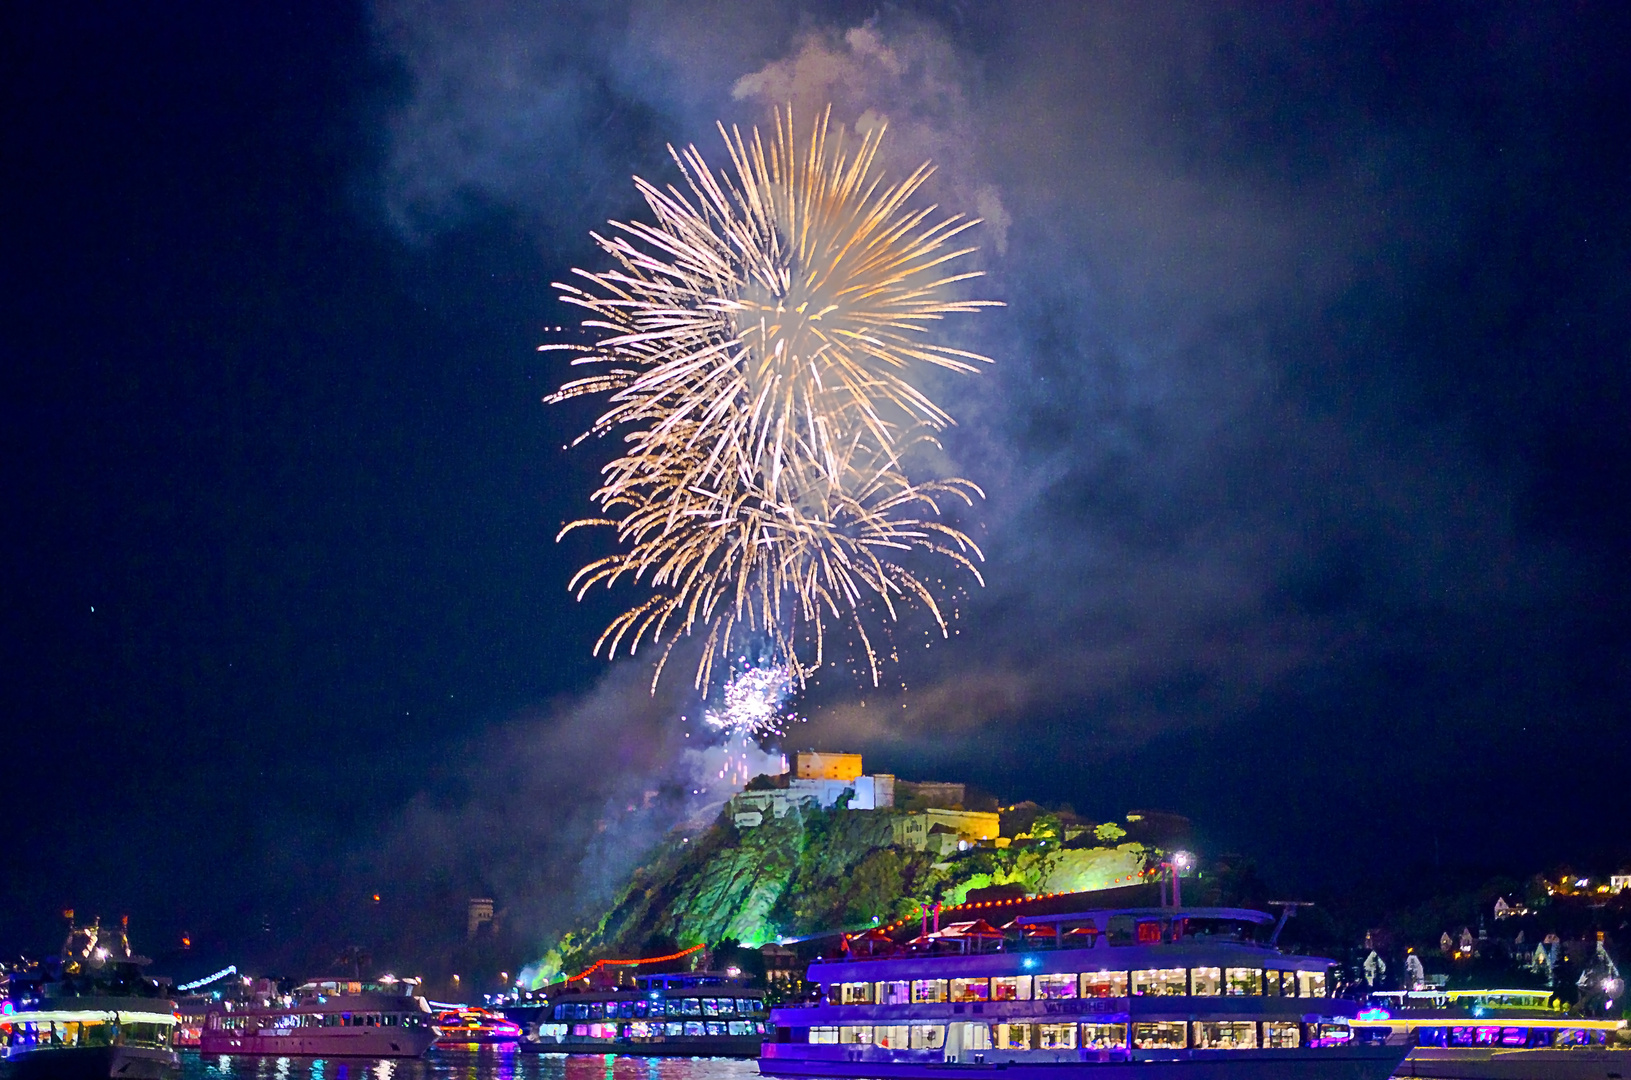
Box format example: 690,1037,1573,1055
545,106,998,691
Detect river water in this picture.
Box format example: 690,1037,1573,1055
181,1050,763,1080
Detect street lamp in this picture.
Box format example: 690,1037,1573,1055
1160,851,1194,908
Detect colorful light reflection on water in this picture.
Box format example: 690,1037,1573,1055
181,1048,763,1080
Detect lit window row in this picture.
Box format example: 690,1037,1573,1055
834,968,1325,1003
552,997,758,1020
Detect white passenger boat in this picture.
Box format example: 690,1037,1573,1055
515,972,769,1057
198,977,439,1057
761,905,1410,1079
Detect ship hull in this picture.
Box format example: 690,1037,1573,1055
1394,1047,1631,1079
4,1044,178,1080
197,1028,438,1057
759,1044,1410,1080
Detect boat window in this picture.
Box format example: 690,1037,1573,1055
1038,1023,1077,1050
960,1022,992,1051
706,1021,727,1037
1499,1027,1525,1047
1081,1023,1125,1049
1034,973,1077,999
1224,968,1262,996
682,1021,705,1037
1263,1022,1300,1048
702,998,719,1016
874,1024,909,1049
991,975,1031,1001
664,1022,684,1037
1193,1021,1257,1049
993,1022,1031,1050
1310,1024,1351,1047
1132,968,1187,996
876,980,910,1005
1080,970,1128,998
683,998,702,1016
911,979,948,1003
1106,915,1138,946
1189,967,1221,996
841,982,873,1004
1297,970,1326,998
1136,920,1165,945
1132,1021,1187,1049
838,1025,873,1044
950,978,989,1002
809,1026,839,1044
737,998,755,1014
911,1025,945,1050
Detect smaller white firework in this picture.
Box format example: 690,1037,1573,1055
702,663,799,739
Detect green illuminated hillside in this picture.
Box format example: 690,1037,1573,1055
533,801,1157,981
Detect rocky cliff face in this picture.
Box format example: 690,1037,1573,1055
533,805,1152,980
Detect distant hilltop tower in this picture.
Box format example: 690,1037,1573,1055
467,897,494,939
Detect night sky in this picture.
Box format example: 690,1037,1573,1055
5,2,1630,970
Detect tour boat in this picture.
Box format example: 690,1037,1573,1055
1352,989,1628,1078
514,972,769,1056
760,905,1411,1079
434,1005,522,1045
198,976,439,1057
1,917,179,1079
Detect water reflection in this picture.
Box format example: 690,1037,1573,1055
181,1050,762,1080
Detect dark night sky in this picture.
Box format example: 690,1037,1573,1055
4,1,1630,969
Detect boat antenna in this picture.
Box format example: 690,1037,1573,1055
1266,901,1314,945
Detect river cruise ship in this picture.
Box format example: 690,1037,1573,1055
515,972,768,1057
1,917,178,1080
434,1006,522,1046
1352,989,1627,1079
761,906,1410,1080
198,977,439,1058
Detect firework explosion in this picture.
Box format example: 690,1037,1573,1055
546,106,998,691
702,661,800,739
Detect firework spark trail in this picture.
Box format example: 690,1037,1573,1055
546,106,998,691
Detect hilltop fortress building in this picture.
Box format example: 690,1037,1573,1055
729,752,1000,855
